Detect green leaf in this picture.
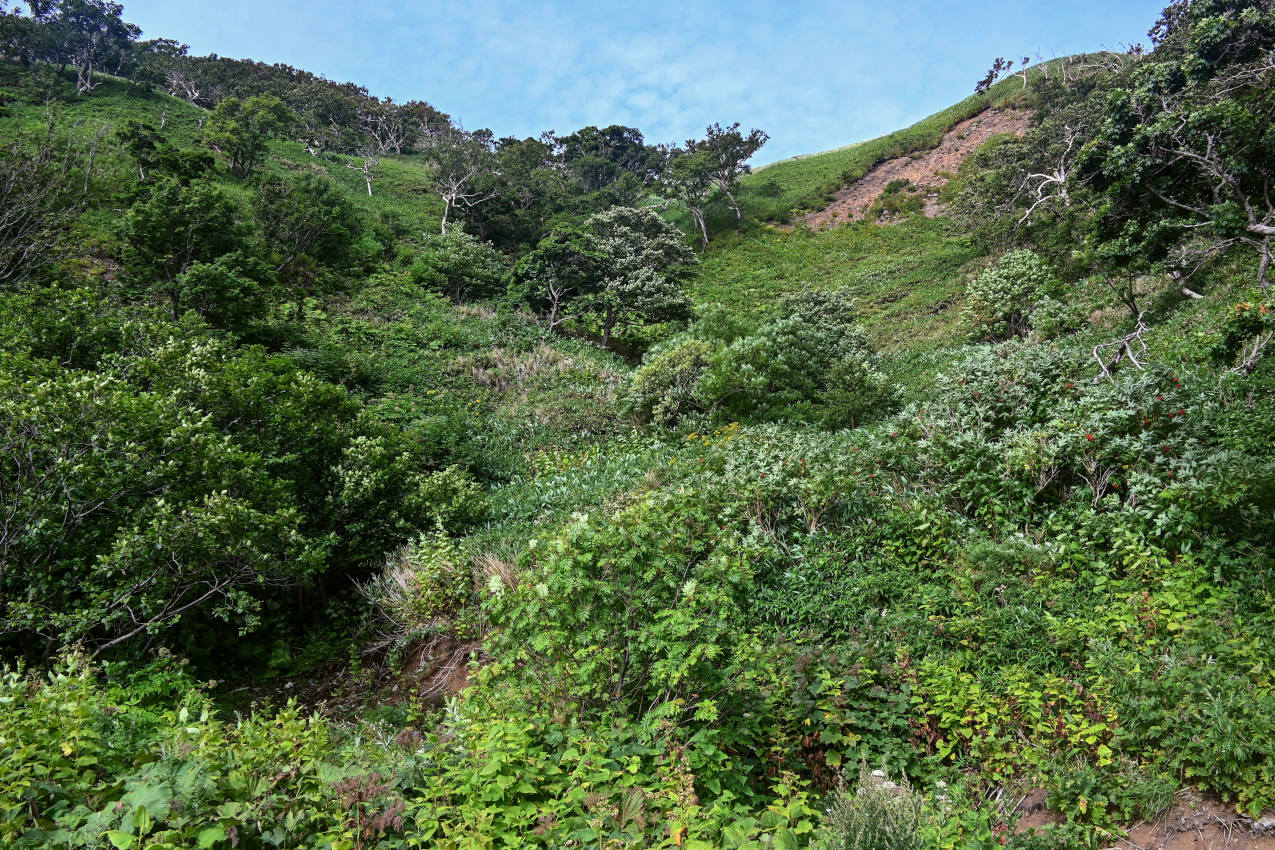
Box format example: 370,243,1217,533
105,831,136,850
197,825,227,848
773,827,800,850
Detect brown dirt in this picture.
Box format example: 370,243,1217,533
1013,790,1275,850
1014,787,1066,832
394,634,480,704
794,107,1033,230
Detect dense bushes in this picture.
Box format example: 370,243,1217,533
0,289,471,658
963,249,1081,341
885,341,1275,549
485,492,754,722
0,655,828,849
626,292,896,427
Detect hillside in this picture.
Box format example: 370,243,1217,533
2,3,1275,850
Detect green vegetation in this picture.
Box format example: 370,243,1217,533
733,77,1028,224
690,216,982,350
2,1,1275,848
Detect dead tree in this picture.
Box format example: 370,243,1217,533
346,154,379,197
165,69,201,103
1015,125,1079,225
1092,311,1150,380
358,99,410,155
425,131,498,235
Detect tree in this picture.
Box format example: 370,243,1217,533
399,99,450,150
0,351,322,655
0,138,76,287
171,251,272,330
116,119,214,183
474,134,573,248
255,172,361,277
661,146,717,248
126,36,187,91
1083,0,1275,288
699,122,769,221
425,129,498,234
558,124,661,195
202,94,294,178
659,123,766,245
509,221,602,332
510,207,694,345
409,230,507,301
26,0,140,94
975,56,1014,94
119,177,245,317
357,97,412,155
346,152,379,196
580,206,694,346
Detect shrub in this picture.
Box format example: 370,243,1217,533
409,229,508,301
1027,295,1086,341
361,526,474,653
415,464,490,532
965,249,1058,340
624,337,714,425
170,250,272,330
0,655,353,849
625,291,894,427
821,765,924,850
484,491,753,722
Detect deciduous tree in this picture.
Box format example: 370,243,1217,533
0,138,76,287
699,122,768,221
425,129,498,234
203,94,294,178
25,0,140,94
119,177,245,316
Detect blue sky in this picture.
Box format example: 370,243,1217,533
113,0,1166,164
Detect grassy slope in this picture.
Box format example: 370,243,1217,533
733,74,1030,223
685,74,1037,360
692,217,981,350
0,68,633,515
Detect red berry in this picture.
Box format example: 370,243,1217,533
1086,434,1094,441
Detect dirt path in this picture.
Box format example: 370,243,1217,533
795,107,1033,230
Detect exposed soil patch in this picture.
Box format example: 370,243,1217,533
795,108,1032,230
395,634,480,704
1013,787,1066,833
1013,790,1275,850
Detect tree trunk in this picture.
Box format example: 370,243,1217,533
1259,236,1271,288
601,306,616,348
691,207,709,248
726,189,741,220
547,290,562,331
